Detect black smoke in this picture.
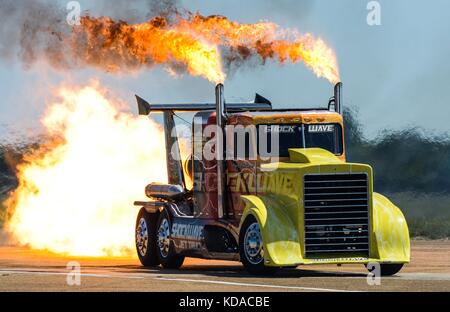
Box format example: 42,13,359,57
0,0,181,69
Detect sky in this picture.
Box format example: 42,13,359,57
0,0,449,141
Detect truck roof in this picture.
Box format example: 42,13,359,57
196,109,344,125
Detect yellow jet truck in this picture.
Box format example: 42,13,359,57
134,83,410,276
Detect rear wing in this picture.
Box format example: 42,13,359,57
135,93,272,115
136,82,342,115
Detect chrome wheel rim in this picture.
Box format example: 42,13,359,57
244,222,264,265
136,217,148,257
157,218,171,258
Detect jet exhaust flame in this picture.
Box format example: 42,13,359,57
5,83,167,256
3,4,341,257
70,13,340,84
0,2,339,84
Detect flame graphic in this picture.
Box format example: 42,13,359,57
5,82,167,256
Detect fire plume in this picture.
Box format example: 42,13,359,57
5,83,167,256
3,9,341,257
67,13,339,84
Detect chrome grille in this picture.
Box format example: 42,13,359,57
303,173,369,256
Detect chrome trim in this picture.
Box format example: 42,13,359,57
136,217,149,257
302,172,370,257
216,83,226,219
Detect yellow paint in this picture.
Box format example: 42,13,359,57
229,111,346,161
288,148,343,164
239,148,410,267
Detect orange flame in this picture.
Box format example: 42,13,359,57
5,82,167,256
68,13,339,84
177,14,340,84
4,12,341,257
74,16,225,84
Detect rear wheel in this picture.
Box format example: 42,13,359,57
156,211,185,269
135,208,159,267
239,216,279,276
366,263,404,276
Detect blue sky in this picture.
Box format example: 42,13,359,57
1,0,449,140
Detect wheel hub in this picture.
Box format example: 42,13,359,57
244,222,263,265
157,218,171,258
136,218,148,257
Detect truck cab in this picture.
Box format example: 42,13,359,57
134,83,410,276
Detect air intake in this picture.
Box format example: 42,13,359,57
303,173,370,257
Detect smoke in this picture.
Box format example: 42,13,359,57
0,0,63,65
0,0,339,84
0,0,180,68
265,0,313,19
94,0,181,22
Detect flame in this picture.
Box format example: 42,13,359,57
67,13,339,84
5,82,167,256
3,11,341,258
177,14,340,84
75,16,225,84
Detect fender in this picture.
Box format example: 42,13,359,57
240,195,302,266
371,193,410,263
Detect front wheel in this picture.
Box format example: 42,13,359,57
239,216,279,276
156,211,185,269
366,263,404,276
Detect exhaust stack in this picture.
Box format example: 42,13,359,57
334,82,343,115
215,84,226,219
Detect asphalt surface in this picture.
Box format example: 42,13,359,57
0,240,449,292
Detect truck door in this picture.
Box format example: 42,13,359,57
192,111,221,219
225,118,257,225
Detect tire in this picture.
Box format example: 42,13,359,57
239,216,279,276
156,211,185,269
135,208,160,267
365,263,404,276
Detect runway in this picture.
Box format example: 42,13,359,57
0,240,449,292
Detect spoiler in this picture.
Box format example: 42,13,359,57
135,93,272,115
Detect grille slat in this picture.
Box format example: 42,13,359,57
305,186,367,190
305,211,368,215
305,217,368,222
305,198,367,202
308,249,369,253
305,230,368,234
306,236,369,241
306,223,368,227
305,192,367,196
304,173,370,257
305,179,367,184
306,242,369,246
305,204,367,209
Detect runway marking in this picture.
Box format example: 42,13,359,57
0,268,355,291
155,277,357,292
397,273,450,281
0,269,144,279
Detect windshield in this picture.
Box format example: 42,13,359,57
256,124,343,157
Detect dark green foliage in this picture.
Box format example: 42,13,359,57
344,107,450,193
344,107,450,238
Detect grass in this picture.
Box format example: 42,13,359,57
408,218,450,239
385,192,450,239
